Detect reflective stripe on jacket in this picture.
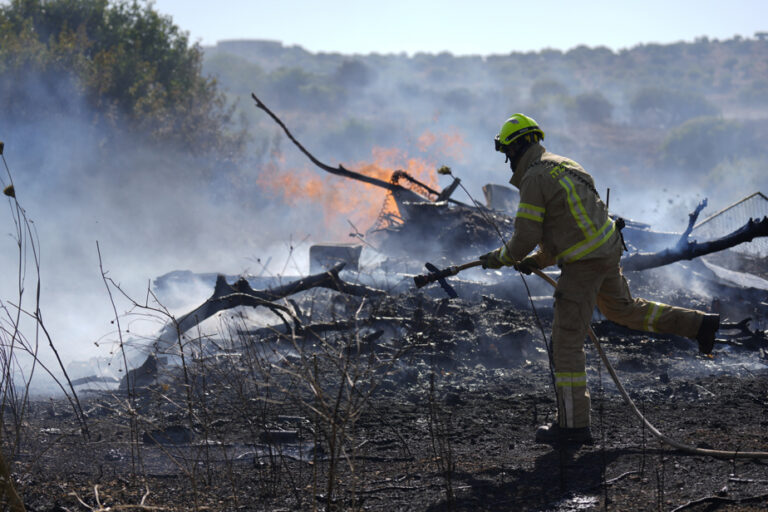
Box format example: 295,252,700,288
499,144,619,267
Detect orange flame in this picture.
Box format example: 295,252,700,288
258,128,466,239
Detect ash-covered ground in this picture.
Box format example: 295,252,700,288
12,248,768,511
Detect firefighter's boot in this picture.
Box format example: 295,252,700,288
696,314,720,354
535,422,593,445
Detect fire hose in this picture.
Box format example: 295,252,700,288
414,262,768,459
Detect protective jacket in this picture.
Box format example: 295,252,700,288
498,144,620,268
492,142,705,430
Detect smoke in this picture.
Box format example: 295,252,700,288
5,40,767,390
221,43,765,243
0,72,344,391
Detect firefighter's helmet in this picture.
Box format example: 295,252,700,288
494,114,544,154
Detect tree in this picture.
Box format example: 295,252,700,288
265,67,345,112
333,59,373,88
0,0,242,158
659,116,738,171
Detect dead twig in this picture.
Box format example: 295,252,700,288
669,491,768,512
603,470,641,486
69,484,169,511
251,92,476,210
729,476,768,484
251,93,421,198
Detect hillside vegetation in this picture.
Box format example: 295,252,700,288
1,0,766,223
204,36,768,218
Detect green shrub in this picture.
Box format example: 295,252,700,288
0,0,242,158
659,116,739,170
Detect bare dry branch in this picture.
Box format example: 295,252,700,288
622,216,768,271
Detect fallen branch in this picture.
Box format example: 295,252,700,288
71,375,120,386
603,470,641,486
164,279,297,345
621,216,768,271
251,92,473,208
675,198,707,251
670,491,768,512
156,263,387,349
240,316,410,341
252,93,422,202
253,262,387,301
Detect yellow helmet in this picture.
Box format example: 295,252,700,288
494,113,544,153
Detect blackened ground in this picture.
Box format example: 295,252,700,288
10,254,768,511
14,299,768,512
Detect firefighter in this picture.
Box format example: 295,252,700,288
480,114,720,444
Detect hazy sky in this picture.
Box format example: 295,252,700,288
151,0,767,54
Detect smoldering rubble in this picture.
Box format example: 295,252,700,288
35,152,768,509
34,105,768,510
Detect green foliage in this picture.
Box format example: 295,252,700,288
319,118,381,160
660,117,768,175
0,0,242,158
265,67,346,112
200,36,768,180
659,116,740,170
440,88,475,111
333,59,373,88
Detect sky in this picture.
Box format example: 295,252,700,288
150,0,768,55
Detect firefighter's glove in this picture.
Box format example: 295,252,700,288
480,249,504,269
514,256,539,275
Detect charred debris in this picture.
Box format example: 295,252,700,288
107,96,768,391
44,97,768,511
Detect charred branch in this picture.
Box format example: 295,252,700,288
158,263,387,348
621,216,768,272
252,93,422,203
391,169,440,197
436,176,461,201
676,198,707,250
251,92,473,208
255,262,387,300
169,278,297,340
240,316,410,343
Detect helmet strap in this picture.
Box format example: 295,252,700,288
506,140,526,169
500,133,542,168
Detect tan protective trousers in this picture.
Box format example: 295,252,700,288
552,246,704,428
